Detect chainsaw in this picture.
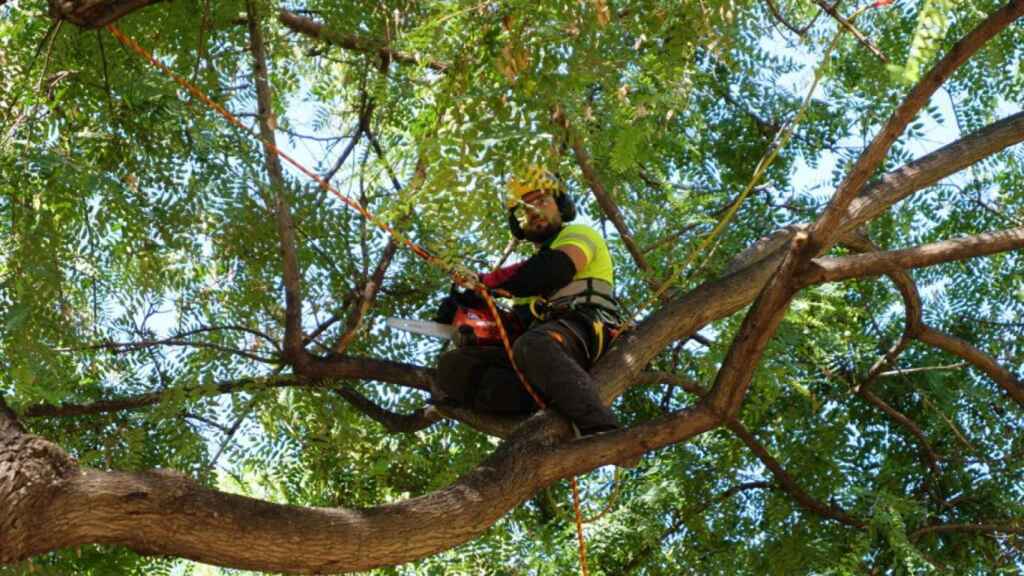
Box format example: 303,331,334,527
386,286,523,347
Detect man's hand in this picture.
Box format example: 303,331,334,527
451,265,483,291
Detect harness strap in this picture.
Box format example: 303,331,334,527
545,278,620,317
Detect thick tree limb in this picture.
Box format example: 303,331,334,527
1,399,721,570
811,1,1024,251
704,231,808,419
0,397,25,435
48,0,164,28
0,397,78,562
844,111,1024,233
801,227,1024,286
725,112,1024,279
306,356,436,392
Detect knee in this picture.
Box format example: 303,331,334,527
512,328,556,367
437,349,459,375
434,350,463,396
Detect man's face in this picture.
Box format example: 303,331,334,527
518,190,561,242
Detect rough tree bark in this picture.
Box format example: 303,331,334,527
3,1,1023,573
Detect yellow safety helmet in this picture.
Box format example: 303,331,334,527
505,165,575,240
506,165,565,209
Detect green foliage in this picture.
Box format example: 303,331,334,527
1,0,1023,574
890,0,955,84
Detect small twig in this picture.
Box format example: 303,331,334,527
36,20,63,94
209,393,263,468
877,363,966,377
279,126,352,143
762,0,825,36
62,335,278,364
493,237,519,270
813,0,890,63
322,124,364,183
96,31,114,112
184,413,232,434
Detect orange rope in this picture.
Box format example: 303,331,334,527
478,289,546,408
107,23,591,575
571,476,590,575
479,288,588,576
106,24,439,270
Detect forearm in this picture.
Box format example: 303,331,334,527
485,250,576,297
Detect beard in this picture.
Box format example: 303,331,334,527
523,217,561,243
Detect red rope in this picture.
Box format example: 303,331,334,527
107,23,591,575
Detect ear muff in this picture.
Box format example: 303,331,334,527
508,208,526,239
556,193,576,222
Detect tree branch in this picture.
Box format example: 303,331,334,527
22,353,440,419
813,0,889,62
331,119,420,355
335,388,441,434
877,363,965,377
763,0,820,37
65,337,278,364
0,396,25,436
278,10,448,72
333,239,397,354
306,355,436,392
552,108,656,287
48,0,166,29
22,374,306,418
655,372,863,527
917,326,1024,406
802,227,1024,286
911,521,1023,540
596,108,1024,407
704,231,808,419
810,2,1024,251
623,481,774,574
857,387,942,472
246,0,307,367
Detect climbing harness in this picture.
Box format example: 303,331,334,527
105,23,594,575
547,278,619,317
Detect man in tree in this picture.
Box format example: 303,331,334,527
433,166,622,436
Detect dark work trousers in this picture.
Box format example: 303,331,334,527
434,313,619,432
